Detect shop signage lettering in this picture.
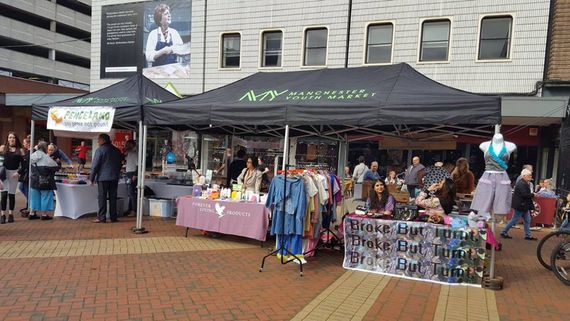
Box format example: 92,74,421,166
343,218,486,286
194,200,251,218
74,96,130,104
239,89,377,102
47,106,116,133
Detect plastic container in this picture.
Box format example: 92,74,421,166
148,198,174,217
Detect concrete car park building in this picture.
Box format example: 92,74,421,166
0,0,91,88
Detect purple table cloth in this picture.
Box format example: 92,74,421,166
176,197,270,241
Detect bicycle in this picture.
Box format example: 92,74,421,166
550,239,570,286
536,197,570,270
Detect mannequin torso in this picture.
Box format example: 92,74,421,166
479,134,516,172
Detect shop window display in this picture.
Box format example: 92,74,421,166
201,134,229,185
295,138,338,172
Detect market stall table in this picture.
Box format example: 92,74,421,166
144,179,194,199
54,182,128,219
176,196,270,241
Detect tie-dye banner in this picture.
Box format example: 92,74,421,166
343,216,486,286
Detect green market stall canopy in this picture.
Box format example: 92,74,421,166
32,74,179,123
144,63,501,139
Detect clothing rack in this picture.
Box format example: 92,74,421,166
303,203,344,257
260,165,304,276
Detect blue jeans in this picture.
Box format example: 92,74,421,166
502,209,531,238
19,182,29,205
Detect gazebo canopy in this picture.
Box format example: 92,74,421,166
144,63,500,133
32,73,179,123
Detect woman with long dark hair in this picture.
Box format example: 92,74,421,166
366,180,396,216
0,132,24,223
451,158,475,194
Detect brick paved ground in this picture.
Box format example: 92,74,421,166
0,195,568,320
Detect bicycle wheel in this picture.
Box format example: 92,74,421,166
537,230,570,270
550,240,570,286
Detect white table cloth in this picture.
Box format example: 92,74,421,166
54,182,128,219
144,180,194,199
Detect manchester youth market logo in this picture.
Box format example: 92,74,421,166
238,89,377,102
239,90,289,102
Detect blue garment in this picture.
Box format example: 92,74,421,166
362,170,381,181
502,210,532,238
29,187,54,211
266,175,307,235
485,144,508,171
276,234,303,256
154,31,177,66
54,149,72,165
19,182,28,200
90,143,123,182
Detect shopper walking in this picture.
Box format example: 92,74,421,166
75,141,89,172
90,134,122,223
123,139,138,216
0,132,24,224
18,135,31,217
29,141,59,220
404,156,425,198
48,143,72,167
501,169,537,240
352,156,368,183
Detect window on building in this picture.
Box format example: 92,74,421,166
303,28,328,66
261,31,283,67
366,23,393,64
419,19,450,62
478,16,512,60
221,33,241,68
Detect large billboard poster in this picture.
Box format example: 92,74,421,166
100,0,191,79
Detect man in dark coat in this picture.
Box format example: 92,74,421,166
501,169,537,240
90,134,123,223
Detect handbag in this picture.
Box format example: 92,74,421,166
34,164,54,190
0,166,5,181
394,204,419,221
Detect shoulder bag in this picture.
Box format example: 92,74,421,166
34,164,54,190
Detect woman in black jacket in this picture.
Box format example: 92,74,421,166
18,135,30,217
500,169,537,240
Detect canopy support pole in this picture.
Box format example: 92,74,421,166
282,125,289,172
28,120,35,212
133,121,147,234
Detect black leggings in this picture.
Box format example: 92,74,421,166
1,191,15,211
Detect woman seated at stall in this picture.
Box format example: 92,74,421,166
237,157,262,193
415,178,457,224
451,157,475,195
365,180,396,217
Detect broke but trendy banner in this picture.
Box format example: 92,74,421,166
343,216,486,286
